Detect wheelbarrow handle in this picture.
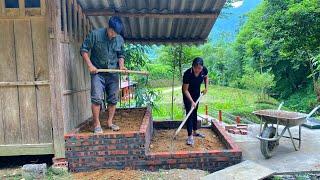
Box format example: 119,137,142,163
277,101,284,110
307,105,320,118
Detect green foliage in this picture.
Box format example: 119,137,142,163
200,34,238,86
234,0,320,99
145,63,172,80
240,67,275,100
125,44,150,70
134,76,160,109
283,84,318,113
156,45,203,78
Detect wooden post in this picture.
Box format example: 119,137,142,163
205,104,208,115
236,116,241,124
40,0,46,15
218,110,222,123
19,0,25,16
46,0,66,158
0,0,5,16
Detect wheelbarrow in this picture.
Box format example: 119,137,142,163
253,105,320,159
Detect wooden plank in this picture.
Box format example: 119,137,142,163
62,43,72,131
0,143,54,156
77,4,82,41
40,0,46,16
69,45,80,128
46,0,65,158
18,0,25,16
0,81,50,86
31,18,53,143
83,15,87,39
84,9,219,19
63,88,90,95
72,0,78,41
82,45,90,120
0,0,5,16
6,8,19,16
67,0,73,41
25,8,41,16
77,48,85,124
0,20,21,145
61,0,67,40
85,18,89,35
14,19,39,144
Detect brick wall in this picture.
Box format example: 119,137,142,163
65,108,242,172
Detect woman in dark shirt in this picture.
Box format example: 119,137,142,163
182,57,209,146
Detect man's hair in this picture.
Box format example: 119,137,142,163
192,57,204,67
108,16,124,36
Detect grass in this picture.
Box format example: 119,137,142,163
152,85,280,123
0,166,71,180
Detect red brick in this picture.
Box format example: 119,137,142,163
147,160,161,165
237,124,248,127
234,129,241,134
109,150,129,155
240,129,248,135
124,132,136,138
173,151,189,158
151,152,171,158
110,139,117,144
179,164,188,169
236,126,248,130
167,159,177,164
217,156,229,161
225,125,236,131
82,141,90,146
96,157,105,162
76,152,85,156
107,145,117,150
228,129,235,134
189,151,205,157
96,151,106,156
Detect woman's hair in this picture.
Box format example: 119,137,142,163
192,57,204,67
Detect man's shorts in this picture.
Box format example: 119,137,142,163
90,73,119,106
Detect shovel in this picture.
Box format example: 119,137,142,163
173,93,204,139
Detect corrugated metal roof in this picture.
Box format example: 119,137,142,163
77,0,226,44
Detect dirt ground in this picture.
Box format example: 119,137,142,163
149,128,226,153
79,109,145,133
72,168,208,180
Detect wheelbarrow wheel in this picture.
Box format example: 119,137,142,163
260,126,279,159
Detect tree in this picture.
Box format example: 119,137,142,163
234,0,320,99
156,45,202,78
240,67,275,100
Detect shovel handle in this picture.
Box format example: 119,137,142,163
174,93,204,138
97,69,149,75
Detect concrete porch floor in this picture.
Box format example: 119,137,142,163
228,124,320,173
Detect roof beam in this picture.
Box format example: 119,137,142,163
124,38,206,44
83,9,219,19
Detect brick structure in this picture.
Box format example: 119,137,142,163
65,107,242,172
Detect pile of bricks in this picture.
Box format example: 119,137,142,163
225,124,248,135
64,108,242,172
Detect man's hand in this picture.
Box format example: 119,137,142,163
119,66,127,71
201,88,208,95
88,65,98,74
